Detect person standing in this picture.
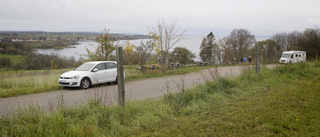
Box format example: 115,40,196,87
249,56,252,64
243,57,247,63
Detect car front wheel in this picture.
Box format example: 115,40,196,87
80,78,91,89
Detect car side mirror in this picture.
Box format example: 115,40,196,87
92,68,99,72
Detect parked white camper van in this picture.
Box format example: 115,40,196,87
279,51,306,63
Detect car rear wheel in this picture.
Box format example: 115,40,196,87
113,77,118,85
80,78,91,89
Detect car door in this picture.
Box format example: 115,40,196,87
105,62,117,82
91,63,108,84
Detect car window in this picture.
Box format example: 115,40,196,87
107,63,117,69
74,63,95,71
94,63,106,70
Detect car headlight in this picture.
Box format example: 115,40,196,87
72,76,80,79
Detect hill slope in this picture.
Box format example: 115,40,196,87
130,65,320,136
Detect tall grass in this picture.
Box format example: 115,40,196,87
0,62,319,136
0,69,68,97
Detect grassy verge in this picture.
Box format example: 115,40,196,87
0,69,68,97
0,62,319,136
0,66,213,98
132,73,320,136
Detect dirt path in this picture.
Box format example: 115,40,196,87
0,65,277,117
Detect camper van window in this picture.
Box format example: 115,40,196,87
291,55,293,58
281,54,291,58
299,55,301,57
296,54,298,57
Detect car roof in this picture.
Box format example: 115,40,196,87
85,61,117,64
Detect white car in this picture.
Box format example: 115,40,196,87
59,61,123,89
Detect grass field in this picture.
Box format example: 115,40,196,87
0,62,319,136
0,54,24,64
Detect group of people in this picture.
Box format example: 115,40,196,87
235,56,252,64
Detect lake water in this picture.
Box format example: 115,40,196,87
36,36,269,61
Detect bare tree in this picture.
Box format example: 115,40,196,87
135,40,154,72
270,32,289,56
226,29,256,61
218,37,232,63
287,31,302,50
258,39,278,63
299,28,320,59
150,19,185,70
212,41,222,64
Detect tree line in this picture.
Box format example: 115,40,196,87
3,20,318,71
0,53,81,70
0,42,81,70
83,21,319,73
0,42,33,55
200,27,320,64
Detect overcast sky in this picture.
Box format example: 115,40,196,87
1,0,319,36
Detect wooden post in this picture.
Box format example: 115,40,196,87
117,47,125,107
255,43,260,74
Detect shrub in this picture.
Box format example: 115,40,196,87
23,53,80,70
0,57,11,69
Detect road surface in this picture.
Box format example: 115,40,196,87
0,65,276,117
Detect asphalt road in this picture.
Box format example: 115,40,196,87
0,65,276,117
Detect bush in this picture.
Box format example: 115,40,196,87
13,62,24,71
23,53,80,70
0,57,11,69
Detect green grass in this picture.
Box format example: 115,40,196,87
1,62,319,136
0,54,24,64
132,76,320,136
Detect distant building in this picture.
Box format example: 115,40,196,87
12,39,23,42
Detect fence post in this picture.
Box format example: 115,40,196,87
117,47,125,107
255,43,260,74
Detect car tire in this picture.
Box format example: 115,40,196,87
113,77,118,85
80,78,91,89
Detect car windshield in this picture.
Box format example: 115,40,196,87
281,54,291,58
74,63,96,71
